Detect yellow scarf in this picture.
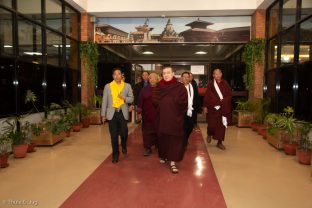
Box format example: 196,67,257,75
110,80,125,108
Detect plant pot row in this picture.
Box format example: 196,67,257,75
0,143,37,168
249,124,311,166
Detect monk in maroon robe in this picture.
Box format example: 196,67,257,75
153,67,188,174
203,68,232,150
137,73,159,156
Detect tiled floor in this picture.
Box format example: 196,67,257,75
1,123,312,208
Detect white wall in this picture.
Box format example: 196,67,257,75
68,0,277,17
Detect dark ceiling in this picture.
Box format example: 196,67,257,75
99,43,245,63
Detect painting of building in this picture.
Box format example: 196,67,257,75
179,18,218,42
95,24,129,43
159,19,184,42
95,16,251,44
129,19,158,43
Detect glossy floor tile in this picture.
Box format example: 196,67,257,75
61,126,226,208
199,124,312,208
1,123,312,208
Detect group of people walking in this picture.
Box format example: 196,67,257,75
101,67,232,174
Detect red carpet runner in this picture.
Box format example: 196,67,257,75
61,126,227,208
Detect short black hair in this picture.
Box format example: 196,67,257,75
112,67,122,74
181,71,190,77
213,68,222,73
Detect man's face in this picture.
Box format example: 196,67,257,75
113,70,122,82
213,69,222,81
181,73,190,85
149,74,159,86
189,73,193,80
162,67,174,81
142,72,149,81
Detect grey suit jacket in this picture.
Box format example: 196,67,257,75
101,82,134,120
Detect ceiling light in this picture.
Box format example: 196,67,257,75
52,45,70,48
4,45,13,48
142,51,154,55
195,51,207,55
24,52,42,55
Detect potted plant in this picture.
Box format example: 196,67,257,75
276,106,298,155
90,95,103,125
232,100,254,127
266,113,284,149
0,133,12,168
32,103,66,146
2,117,28,158
81,104,91,128
296,121,312,165
250,98,271,137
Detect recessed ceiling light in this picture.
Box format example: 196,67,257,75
4,45,13,48
53,44,70,48
195,51,207,55
24,52,42,55
142,51,154,55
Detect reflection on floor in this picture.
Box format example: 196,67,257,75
0,124,312,208
61,126,226,208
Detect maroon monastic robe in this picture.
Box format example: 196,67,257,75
203,79,232,141
137,85,158,148
153,77,188,162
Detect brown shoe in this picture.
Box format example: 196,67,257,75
206,136,212,143
217,143,226,150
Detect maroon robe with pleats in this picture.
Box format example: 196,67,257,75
137,85,158,149
203,79,232,141
153,77,188,162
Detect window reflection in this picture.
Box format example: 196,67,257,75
280,27,296,66
65,6,78,39
269,2,280,38
17,0,41,22
18,19,42,63
0,8,13,56
268,38,278,69
0,0,12,8
282,0,297,29
66,39,78,69
299,17,312,63
301,0,312,19
46,30,63,67
46,0,62,32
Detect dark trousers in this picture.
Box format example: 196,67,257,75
108,111,128,159
184,115,195,147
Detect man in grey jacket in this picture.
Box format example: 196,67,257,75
101,68,134,163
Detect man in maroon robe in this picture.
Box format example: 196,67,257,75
153,67,188,174
203,68,232,150
137,73,159,156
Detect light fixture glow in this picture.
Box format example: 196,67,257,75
195,51,207,55
24,52,42,56
52,45,70,48
4,45,13,48
142,51,154,55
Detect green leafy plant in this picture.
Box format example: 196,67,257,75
235,100,252,111
242,38,266,89
296,121,312,151
80,40,99,85
2,117,30,145
92,95,103,108
251,98,271,124
0,133,12,155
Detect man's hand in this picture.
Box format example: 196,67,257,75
137,113,142,121
118,93,125,101
214,105,221,110
203,107,208,113
102,116,106,124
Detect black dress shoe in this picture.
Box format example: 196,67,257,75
122,147,127,155
112,157,119,163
